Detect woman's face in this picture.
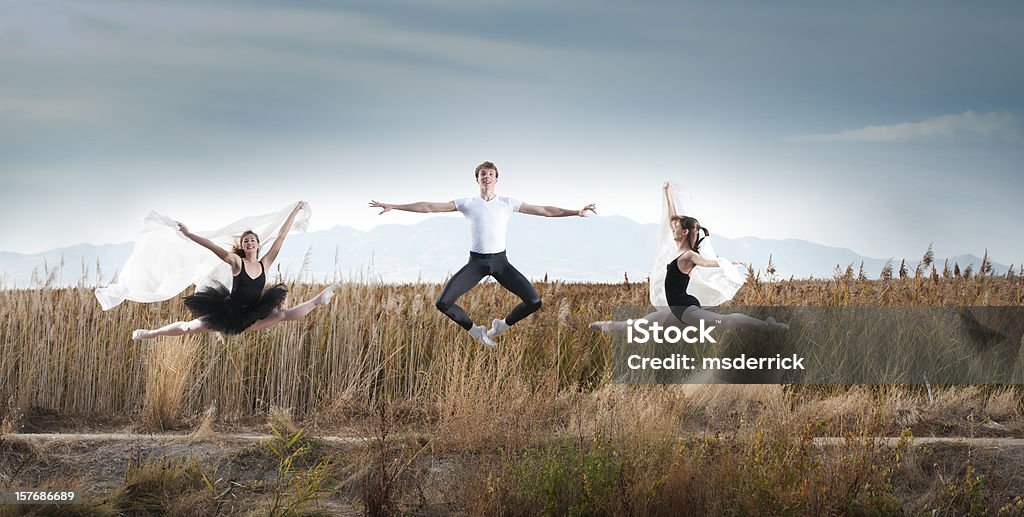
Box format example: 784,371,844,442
241,234,260,253
672,220,686,241
672,220,700,248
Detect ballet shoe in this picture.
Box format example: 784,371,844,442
320,281,342,305
487,318,510,339
469,325,498,349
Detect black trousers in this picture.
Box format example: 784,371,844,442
435,251,542,330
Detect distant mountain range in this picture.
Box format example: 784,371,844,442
0,215,1013,288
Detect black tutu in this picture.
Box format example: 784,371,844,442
183,281,288,335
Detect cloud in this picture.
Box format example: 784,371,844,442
0,98,108,123
0,0,614,82
784,111,1018,143
0,0,629,140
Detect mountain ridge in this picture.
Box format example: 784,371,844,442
0,216,1013,288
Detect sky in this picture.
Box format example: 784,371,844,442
2,0,1022,264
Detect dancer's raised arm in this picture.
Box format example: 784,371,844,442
518,202,596,217
261,201,305,268
369,200,456,214
664,182,678,220
178,222,239,268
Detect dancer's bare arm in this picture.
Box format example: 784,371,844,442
519,202,596,217
680,250,720,269
261,201,305,268
664,182,678,220
369,200,456,214
178,222,240,269
680,250,748,268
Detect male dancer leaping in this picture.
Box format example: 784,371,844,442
370,161,596,348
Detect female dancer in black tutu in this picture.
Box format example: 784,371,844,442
132,202,339,339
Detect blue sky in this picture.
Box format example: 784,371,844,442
2,1,1022,263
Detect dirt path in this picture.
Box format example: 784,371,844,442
9,432,1024,448
4,432,363,444
9,429,1024,452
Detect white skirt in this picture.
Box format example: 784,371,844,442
95,202,310,311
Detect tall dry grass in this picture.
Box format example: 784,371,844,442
3,263,1024,513
0,262,1021,429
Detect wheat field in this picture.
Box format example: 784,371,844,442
2,260,1024,514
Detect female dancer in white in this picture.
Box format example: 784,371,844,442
591,183,787,333
132,202,339,339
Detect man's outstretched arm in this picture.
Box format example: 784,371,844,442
370,200,457,214
518,202,596,217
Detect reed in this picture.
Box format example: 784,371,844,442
0,255,1022,428
3,258,1024,513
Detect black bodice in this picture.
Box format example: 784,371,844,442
229,260,265,307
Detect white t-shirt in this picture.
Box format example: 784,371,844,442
453,195,523,253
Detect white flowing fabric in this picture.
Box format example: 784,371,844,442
95,202,311,311
649,183,745,308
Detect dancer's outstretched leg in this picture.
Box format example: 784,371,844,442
589,320,627,333
133,318,208,340
436,261,488,330
679,306,788,332
488,258,541,339
245,281,341,333
590,309,676,333
435,259,496,347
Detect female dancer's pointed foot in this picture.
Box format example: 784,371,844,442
590,321,614,333
765,317,790,332
317,281,343,305
469,325,498,349
132,329,152,341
